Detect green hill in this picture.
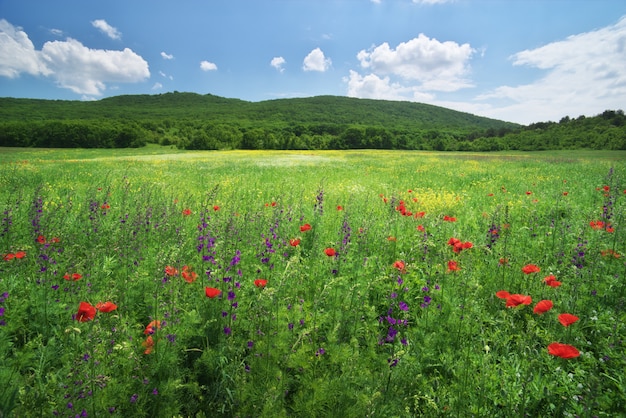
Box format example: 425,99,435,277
0,92,623,150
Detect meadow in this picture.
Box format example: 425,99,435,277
0,147,625,417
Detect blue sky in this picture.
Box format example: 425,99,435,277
1,0,625,124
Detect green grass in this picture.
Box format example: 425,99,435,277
1,147,625,417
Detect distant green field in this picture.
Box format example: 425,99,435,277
1,147,624,417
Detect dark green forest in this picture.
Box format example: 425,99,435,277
0,92,624,150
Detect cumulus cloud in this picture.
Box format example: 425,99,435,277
0,19,149,95
303,47,331,72
40,38,150,95
91,19,122,40
0,19,51,78
200,60,217,71
345,70,434,102
271,56,286,72
356,34,474,90
161,51,174,60
476,15,626,123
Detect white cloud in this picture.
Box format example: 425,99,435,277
50,28,64,37
200,60,217,71
91,19,121,40
152,82,163,90
161,51,174,60
271,56,286,72
40,38,150,95
159,70,173,80
345,70,434,102
356,34,474,90
0,19,149,96
303,47,331,72
476,15,626,123
0,19,51,78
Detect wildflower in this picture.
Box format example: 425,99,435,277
315,347,326,356
521,264,540,274
300,223,311,232
96,301,118,313
499,257,509,265
213,205,220,211
101,203,110,210
165,266,178,277
447,260,460,272
289,238,301,247
533,300,553,314
36,235,46,244
398,301,409,311
414,211,425,218
392,260,406,272
181,266,198,283
589,220,605,230
144,320,161,335
15,250,26,259
543,275,562,287
506,294,532,307
254,279,267,288
3,253,14,261
547,342,580,359
443,215,456,222
76,302,96,322
64,273,82,281
324,248,336,257
600,249,620,258
558,313,579,327
495,290,510,299
182,208,192,216
142,335,155,354
205,287,221,298
417,225,425,232
337,205,343,211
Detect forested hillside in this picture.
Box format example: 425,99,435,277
0,92,624,150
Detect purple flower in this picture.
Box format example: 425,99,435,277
224,327,231,335
130,394,138,403
247,340,254,348
398,301,409,311
315,347,325,356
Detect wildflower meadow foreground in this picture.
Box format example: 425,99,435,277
0,148,625,417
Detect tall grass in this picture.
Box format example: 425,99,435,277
0,148,624,417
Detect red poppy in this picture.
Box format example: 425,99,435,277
602,185,610,192
324,248,336,257
589,220,606,230
487,193,494,197
181,266,198,283
143,336,155,355
289,238,301,247
525,191,532,195
144,320,161,335
558,313,579,327
182,208,192,216
495,290,510,299
499,258,509,265
337,205,343,211
447,260,460,272
101,203,110,210
533,300,553,314
547,342,580,359
543,275,562,288
254,279,268,288
601,249,621,258
50,237,60,243
3,253,14,261
417,225,425,232
443,215,456,222
562,192,568,196
393,260,406,272
213,205,220,211
521,264,540,274
505,294,532,308
14,251,26,259
387,236,396,241
36,235,46,244
205,287,221,298
300,224,311,232
165,266,179,277
76,302,96,322
96,301,118,313
64,273,82,281
414,211,425,218
606,225,614,233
